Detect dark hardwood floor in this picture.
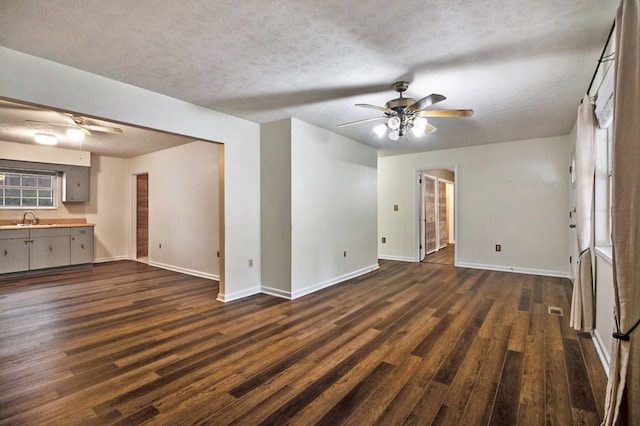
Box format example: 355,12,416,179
424,244,454,265
0,260,607,425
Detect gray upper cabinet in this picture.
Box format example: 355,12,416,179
63,166,90,202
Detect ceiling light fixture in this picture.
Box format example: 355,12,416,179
387,116,401,130
338,81,474,142
66,127,85,142
373,124,387,138
34,133,58,145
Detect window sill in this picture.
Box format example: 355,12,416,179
595,246,613,265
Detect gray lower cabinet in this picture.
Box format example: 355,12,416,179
0,229,29,274
70,227,94,265
0,226,94,274
29,228,71,270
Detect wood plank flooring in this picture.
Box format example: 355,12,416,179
424,244,454,265
0,260,607,425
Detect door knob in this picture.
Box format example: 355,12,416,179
569,224,576,228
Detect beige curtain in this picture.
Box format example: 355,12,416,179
602,0,640,424
570,94,596,332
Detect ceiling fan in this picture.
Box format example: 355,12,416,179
27,112,123,141
338,81,473,141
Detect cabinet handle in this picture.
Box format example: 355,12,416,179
72,237,75,241
81,244,84,249
49,246,52,252
4,249,6,256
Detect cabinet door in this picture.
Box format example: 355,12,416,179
70,227,94,265
0,238,30,274
62,166,90,202
29,236,71,270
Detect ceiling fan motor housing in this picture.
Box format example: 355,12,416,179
385,97,416,113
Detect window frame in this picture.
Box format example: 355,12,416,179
0,168,59,209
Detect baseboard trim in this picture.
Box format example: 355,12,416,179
261,286,292,299
592,329,611,378
378,255,416,262
455,262,569,278
148,260,219,281
217,286,261,303
290,263,380,300
94,255,129,263
259,263,380,300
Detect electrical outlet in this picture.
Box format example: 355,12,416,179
248,259,253,267
495,244,501,252
393,204,399,211
382,237,386,243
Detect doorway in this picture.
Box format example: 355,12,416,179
136,173,149,261
420,169,455,265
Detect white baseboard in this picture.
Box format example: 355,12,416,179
290,263,380,300
259,263,380,300
94,255,129,263
217,285,261,303
592,329,611,377
378,255,416,262
455,261,569,278
261,286,292,299
148,260,219,281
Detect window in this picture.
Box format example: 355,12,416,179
0,169,57,208
594,124,612,248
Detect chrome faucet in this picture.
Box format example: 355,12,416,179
22,210,38,225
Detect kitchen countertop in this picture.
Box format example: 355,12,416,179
0,220,95,230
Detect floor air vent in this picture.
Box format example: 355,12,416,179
548,306,564,316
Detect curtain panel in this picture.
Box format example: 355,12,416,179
602,0,640,424
570,95,596,332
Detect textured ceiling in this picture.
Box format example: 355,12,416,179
0,0,618,156
0,99,196,158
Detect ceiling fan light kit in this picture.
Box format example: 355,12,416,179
26,112,123,146
34,133,58,145
338,81,473,142
66,127,85,142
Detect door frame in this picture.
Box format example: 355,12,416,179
416,165,459,265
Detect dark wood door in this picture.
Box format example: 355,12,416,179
136,174,148,258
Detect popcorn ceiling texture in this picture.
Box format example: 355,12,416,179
0,0,618,155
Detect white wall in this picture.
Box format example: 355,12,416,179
0,140,90,166
378,135,572,277
86,154,130,262
260,119,292,294
0,46,261,301
290,118,378,297
129,141,219,279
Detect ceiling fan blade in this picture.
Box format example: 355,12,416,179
418,109,474,118
58,112,79,125
25,119,72,127
82,124,123,133
355,103,394,114
337,116,386,127
425,123,437,133
407,94,446,112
